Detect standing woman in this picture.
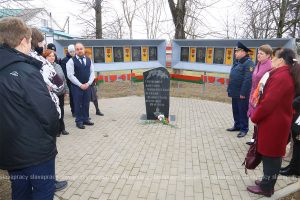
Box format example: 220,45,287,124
247,47,300,197
246,45,272,145
43,49,70,137
84,49,104,116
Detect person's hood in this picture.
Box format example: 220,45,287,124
66,51,72,58
0,45,42,71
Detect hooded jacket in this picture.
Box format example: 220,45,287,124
61,51,73,79
0,45,58,171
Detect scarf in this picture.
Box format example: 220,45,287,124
250,66,283,107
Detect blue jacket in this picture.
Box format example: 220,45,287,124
227,55,254,98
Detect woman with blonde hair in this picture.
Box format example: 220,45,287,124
246,44,272,145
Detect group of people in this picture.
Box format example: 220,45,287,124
1,16,300,199
0,17,104,199
227,41,300,197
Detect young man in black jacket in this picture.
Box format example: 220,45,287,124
0,17,59,199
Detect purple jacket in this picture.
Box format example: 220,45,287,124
247,58,272,117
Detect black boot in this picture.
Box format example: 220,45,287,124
96,109,104,116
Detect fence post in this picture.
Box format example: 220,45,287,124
131,70,133,95
202,71,206,98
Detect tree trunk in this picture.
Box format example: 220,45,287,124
277,0,288,38
291,2,300,38
168,0,186,76
168,0,186,39
95,0,102,39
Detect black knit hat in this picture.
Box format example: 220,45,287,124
47,43,56,51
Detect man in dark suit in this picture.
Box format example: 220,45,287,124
226,41,254,138
66,43,95,129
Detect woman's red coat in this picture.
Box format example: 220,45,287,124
251,65,295,157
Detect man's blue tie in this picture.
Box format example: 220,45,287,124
80,57,85,67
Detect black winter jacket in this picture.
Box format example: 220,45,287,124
0,45,58,171
60,52,73,79
291,95,300,134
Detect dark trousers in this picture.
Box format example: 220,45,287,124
259,155,282,191
8,157,55,200
232,97,249,133
67,79,74,114
58,95,65,132
290,130,300,172
71,84,91,124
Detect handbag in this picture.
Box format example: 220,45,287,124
242,125,262,174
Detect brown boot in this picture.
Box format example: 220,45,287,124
283,138,293,162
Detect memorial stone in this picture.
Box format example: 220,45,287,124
94,47,105,63
149,47,157,61
143,67,170,120
113,47,124,62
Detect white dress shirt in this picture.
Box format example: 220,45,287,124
66,55,95,87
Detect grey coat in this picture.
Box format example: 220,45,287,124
52,62,69,96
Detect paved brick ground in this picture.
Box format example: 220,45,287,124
54,97,298,200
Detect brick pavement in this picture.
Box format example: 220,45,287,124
54,97,298,200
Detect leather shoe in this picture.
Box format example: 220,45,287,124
76,123,85,129
83,121,94,125
246,141,254,145
55,180,68,192
61,130,69,135
56,133,60,137
280,168,300,177
255,180,274,194
237,131,247,138
226,127,240,132
96,109,104,116
247,185,272,197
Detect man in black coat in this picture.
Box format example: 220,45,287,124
226,41,254,138
0,17,59,199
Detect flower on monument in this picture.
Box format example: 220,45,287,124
138,115,180,129
158,115,164,121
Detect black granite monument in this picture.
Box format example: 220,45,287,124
149,47,157,61
113,47,124,62
213,48,225,64
180,47,189,61
143,67,170,120
94,47,105,63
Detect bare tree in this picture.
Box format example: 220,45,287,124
71,0,105,39
122,0,138,39
137,0,164,39
240,0,276,39
168,0,187,39
168,0,220,39
103,9,127,39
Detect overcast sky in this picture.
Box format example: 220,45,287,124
28,0,239,39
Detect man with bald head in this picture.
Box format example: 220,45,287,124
67,43,95,129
